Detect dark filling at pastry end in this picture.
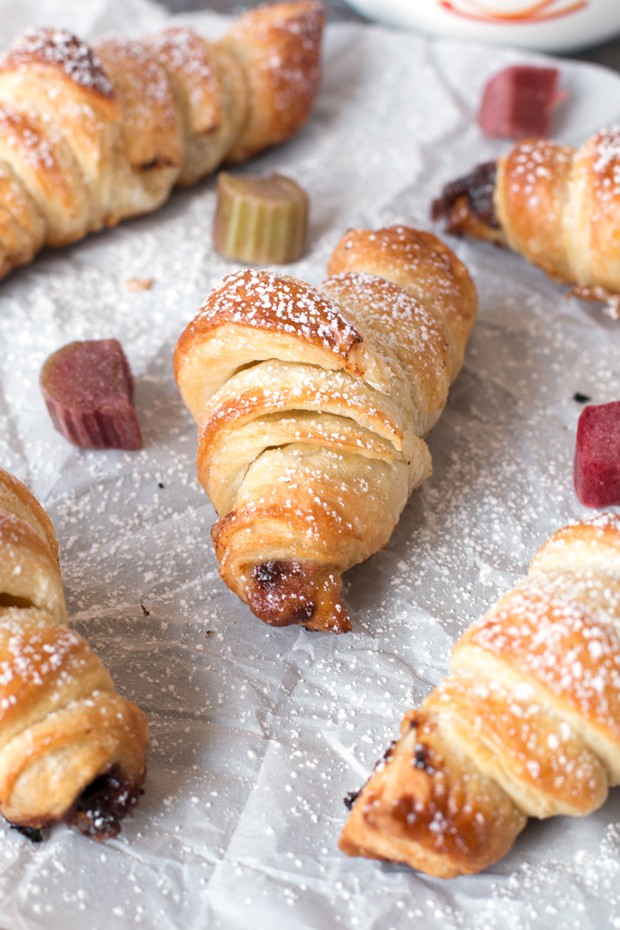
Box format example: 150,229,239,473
431,160,500,232
413,742,435,775
247,560,317,627
11,824,44,842
64,765,143,840
8,765,143,843
342,740,397,812
247,559,352,633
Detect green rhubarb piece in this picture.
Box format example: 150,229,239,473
214,172,309,264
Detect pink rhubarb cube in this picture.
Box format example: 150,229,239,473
574,401,620,508
478,65,561,139
40,339,143,451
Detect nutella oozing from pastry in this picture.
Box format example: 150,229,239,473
431,161,502,241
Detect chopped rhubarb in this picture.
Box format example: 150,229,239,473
214,172,309,265
478,65,561,139
574,401,620,508
40,339,143,450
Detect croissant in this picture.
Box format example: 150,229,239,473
339,514,620,878
174,225,477,633
431,127,620,315
0,466,148,840
0,1,324,280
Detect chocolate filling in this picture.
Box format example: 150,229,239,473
12,824,44,842
8,766,143,843
0,593,35,610
432,161,500,231
412,742,435,775
247,560,317,627
64,765,143,840
141,155,178,171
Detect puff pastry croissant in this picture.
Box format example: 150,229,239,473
432,127,620,314
0,467,147,839
0,1,324,279
174,225,477,633
340,514,620,877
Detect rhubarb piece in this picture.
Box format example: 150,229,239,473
574,401,620,507
40,339,142,450
478,65,562,139
214,172,309,264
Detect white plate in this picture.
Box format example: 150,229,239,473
344,0,620,52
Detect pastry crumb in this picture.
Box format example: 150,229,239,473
126,277,154,292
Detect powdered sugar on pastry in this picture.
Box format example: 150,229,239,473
174,225,477,633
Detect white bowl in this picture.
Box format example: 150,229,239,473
344,0,620,52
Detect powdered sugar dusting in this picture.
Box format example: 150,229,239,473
195,268,363,356
146,26,214,85
234,0,324,118
469,573,620,736
0,612,85,701
324,271,445,359
2,27,114,98
0,2,617,928
0,105,59,172
143,26,219,126
507,139,572,204
94,35,178,133
591,124,620,202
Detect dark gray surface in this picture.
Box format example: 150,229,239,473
161,0,362,19
158,0,620,70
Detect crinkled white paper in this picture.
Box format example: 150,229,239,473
0,1,619,928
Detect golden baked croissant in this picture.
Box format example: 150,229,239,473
0,466,148,840
174,225,477,633
340,514,620,878
0,1,324,279
432,127,620,315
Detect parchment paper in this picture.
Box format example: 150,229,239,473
0,1,619,928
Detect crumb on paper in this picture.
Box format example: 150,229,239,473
126,277,154,292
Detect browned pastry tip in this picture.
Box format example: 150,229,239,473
245,559,350,633
340,513,620,877
339,710,526,879
175,225,476,633
0,467,148,840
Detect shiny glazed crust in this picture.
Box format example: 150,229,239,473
340,514,620,877
0,467,148,838
0,2,325,278
174,225,477,634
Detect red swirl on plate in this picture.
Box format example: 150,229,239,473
438,0,587,23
